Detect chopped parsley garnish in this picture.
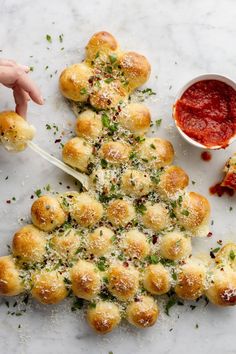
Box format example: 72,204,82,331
109,53,117,64
104,77,114,84
150,143,156,150
129,151,137,160
46,34,52,43
34,189,42,198
135,136,145,143
165,297,176,316
59,34,64,43
181,209,189,216
155,119,162,127
140,88,156,96
101,113,110,127
80,88,87,95
229,250,236,261
135,204,147,215
71,298,83,311
97,257,108,271
101,159,108,168
147,254,159,264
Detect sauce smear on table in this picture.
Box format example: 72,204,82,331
175,80,236,148
201,151,212,161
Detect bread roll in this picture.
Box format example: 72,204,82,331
119,51,151,91
100,141,131,164
0,256,23,296
126,295,159,328
62,137,93,173
174,258,206,300
155,165,189,199
87,227,114,256
136,138,174,168
12,224,46,263
175,192,210,237
121,169,152,197
70,192,103,227
159,231,192,261
31,270,67,304
143,264,171,295
107,199,135,227
31,195,67,231
85,31,119,63
59,63,92,101
75,110,103,140
71,260,101,300
87,301,121,334
122,229,150,259
206,266,236,306
118,103,151,135
142,203,170,232
0,111,35,151
107,263,139,301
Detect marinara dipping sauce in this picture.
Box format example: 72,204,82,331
174,79,236,148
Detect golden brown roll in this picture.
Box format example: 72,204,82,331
121,169,152,197
59,63,92,101
126,295,159,328
155,165,189,199
31,195,67,232
142,202,170,232
71,260,101,300
106,199,136,227
122,229,150,259
12,224,46,263
62,137,93,173
89,168,119,194
100,141,131,164
0,111,35,151
118,103,151,135
51,229,80,259
206,266,236,306
175,192,210,237
174,258,206,300
87,301,121,334
215,243,236,271
159,231,192,261
90,80,127,110
85,31,119,63
75,110,103,140
107,263,139,301
87,227,114,256
143,264,171,295
0,256,23,296
136,137,174,169
31,270,67,304
119,51,151,91
70,192,103,227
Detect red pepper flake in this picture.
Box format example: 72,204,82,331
217,240,223,245
55,139,61,143
6,200,11,204
207,232,213,238
123,261,129,267
30,195,34,199
210,251,216,259
152,235,158,244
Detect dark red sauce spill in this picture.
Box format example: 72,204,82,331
175,80,236,148
201,151,212,161
209,182,234,197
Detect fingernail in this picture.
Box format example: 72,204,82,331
20,64,30,72
39,96,44,104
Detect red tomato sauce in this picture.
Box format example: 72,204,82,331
201,151,212,161
209,182,234,197
175,80,236,148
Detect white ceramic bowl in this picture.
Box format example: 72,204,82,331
172,73,236,150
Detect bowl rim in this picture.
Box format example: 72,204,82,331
172,73,236,150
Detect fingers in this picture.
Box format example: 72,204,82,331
16,73,44,105
13,86,30,118
0,59,29,72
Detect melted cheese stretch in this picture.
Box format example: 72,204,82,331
0,31,234,335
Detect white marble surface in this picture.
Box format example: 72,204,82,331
1,0,236,353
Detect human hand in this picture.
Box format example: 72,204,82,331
0,59,44,118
